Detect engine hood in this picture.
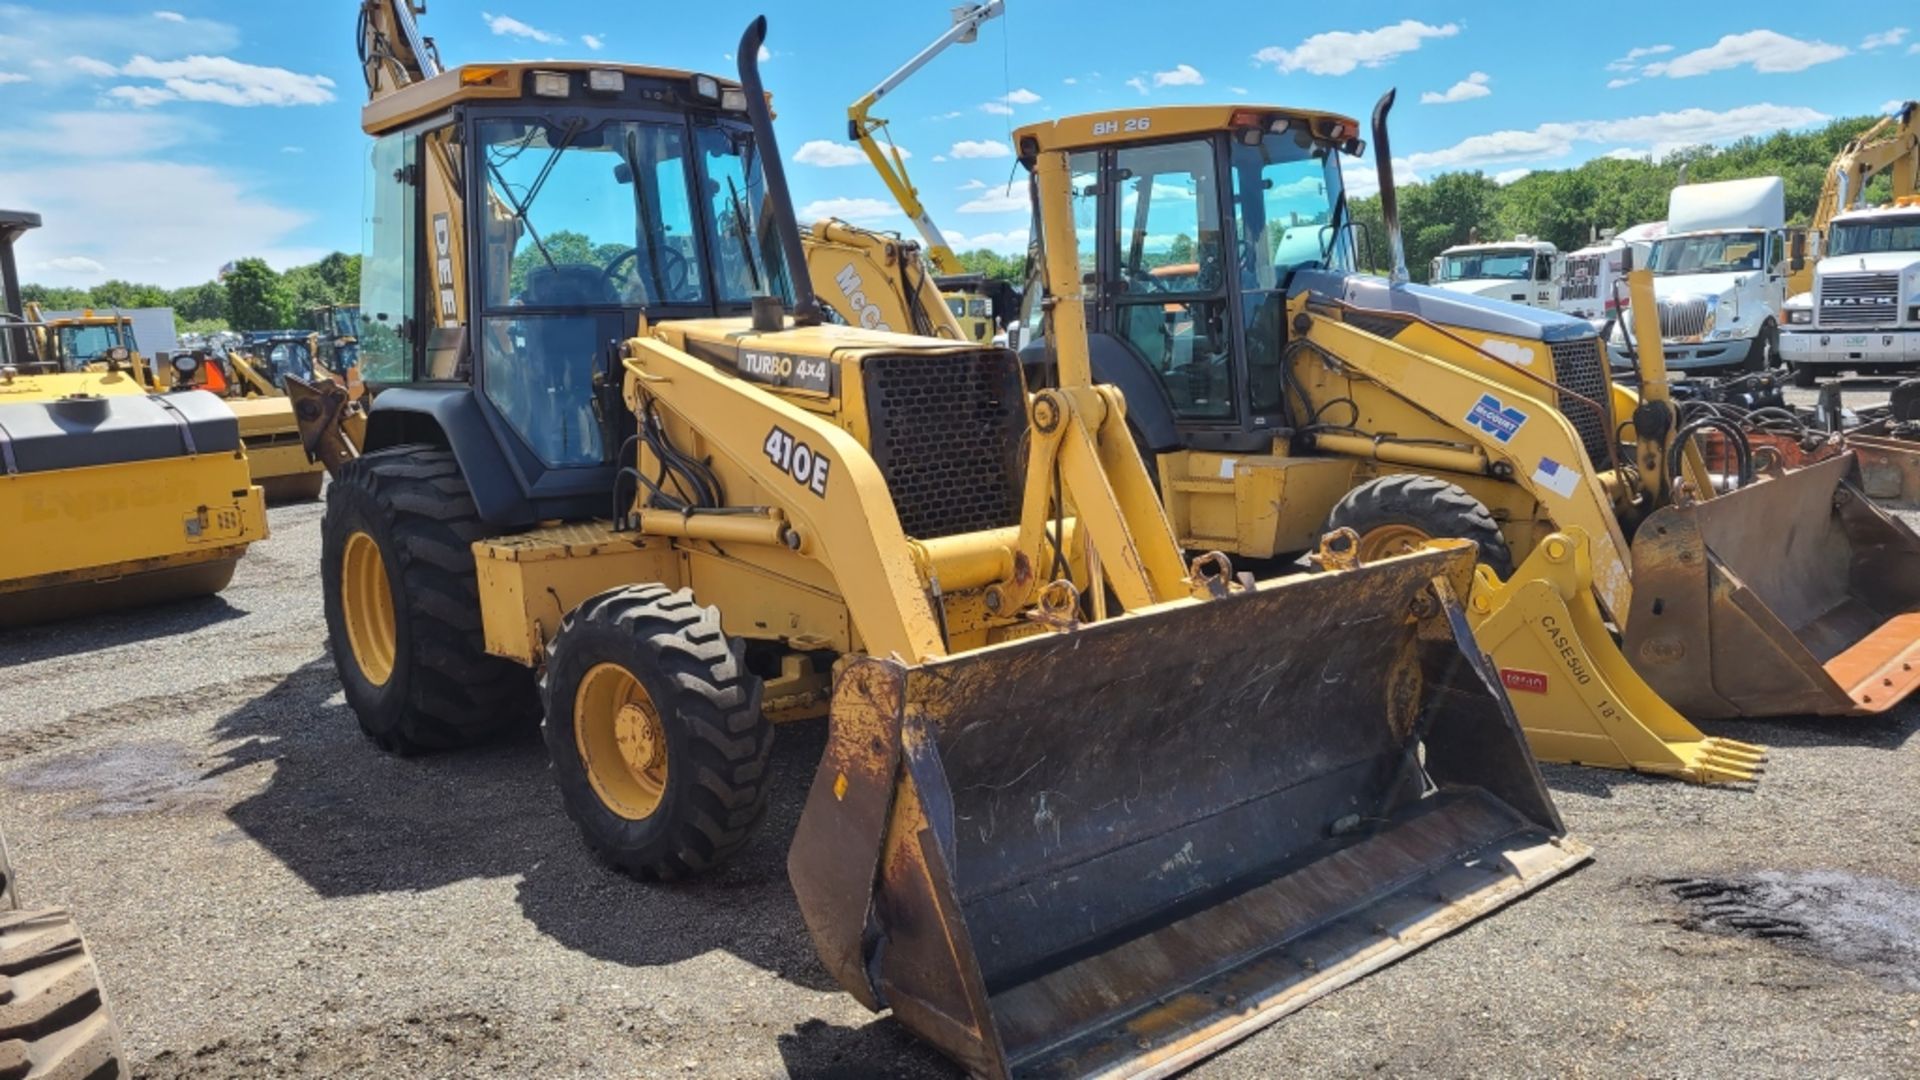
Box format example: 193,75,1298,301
1430,278,1533,298
1292,270,1594,342
1813,251,1920,277
1650,272,1749,303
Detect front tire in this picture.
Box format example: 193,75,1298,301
321,445,538,753
1327,474,1515,578
1743,319,1779,372
0,907,126,1080
542,585,772,881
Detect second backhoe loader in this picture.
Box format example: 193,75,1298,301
1006,95,1920,784
300,6,1589,1077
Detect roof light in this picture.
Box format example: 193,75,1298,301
693,74,720,101
720,88,748,112
531,71,569,98
460,66,507,86
587,69,624,94
171,353,199,375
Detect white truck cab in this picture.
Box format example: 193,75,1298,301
1609,177,1788,371
1780,197,1920,385
1428,237,1561,310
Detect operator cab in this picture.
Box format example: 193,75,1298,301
359,63,796,523
1018,107,1365,452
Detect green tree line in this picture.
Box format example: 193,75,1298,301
22,252,361,335
1348,113,1891,282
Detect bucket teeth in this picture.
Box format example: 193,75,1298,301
1682,737,1770,783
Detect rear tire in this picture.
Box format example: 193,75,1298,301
1327,474,1515,578
542,585,772,881
1743,320,1779,372
0,907,126,1080
321,445,537,753
1791,362,1817,388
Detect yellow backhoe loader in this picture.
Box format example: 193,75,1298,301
802,217,969,338
1002,96,1920,784
0,211,267,628
300,6,1589,1076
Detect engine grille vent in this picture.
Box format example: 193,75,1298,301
863,350,1026,541
1547,336,1616,471
1657,297,1709,340
1818,273,1901,327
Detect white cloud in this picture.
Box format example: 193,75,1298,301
1494,168,1532,185
1604,148,1650,161
1230,86,1249,96
1862,28,1908,50
152,10,185,22
957,184,1025,214
40,255,105,275
794,140,866,167
981,87,1041,115
1605,44,1672,72
109,85,176,107
1255,21,1458,76
1125,76,1148,95
113,54,336,107
4,160,318,288
0,7,237,84
1911,43,1920,55
799,197,899,223
1643,30,1848,78
945,227,1029,256
581,34,604,51
1402,103,1830,172
958,179,988,190
1606,77,1638,89
1344,156,1420,199
67,56,119,78
9,110,198,158
1421,71,1490,105
482,12,561,45
1063,77,1077,85
0,72,27,84
932,155,947,162
950,139,1010,159
1153,63,1204,88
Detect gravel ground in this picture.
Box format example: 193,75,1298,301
4,420,1919,1077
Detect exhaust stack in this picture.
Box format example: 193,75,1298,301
1370,90,1409,286
735,17,821,326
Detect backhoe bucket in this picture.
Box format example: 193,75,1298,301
1626,452,1920,718
789,546,1589,1079
1464,530,1767,784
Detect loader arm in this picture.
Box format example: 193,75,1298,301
358,0,439,101
802,219,968,339
1300,312,1639,620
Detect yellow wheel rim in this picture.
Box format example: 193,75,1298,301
575,662,669,821
340,530,397,687
1356,523,1433,564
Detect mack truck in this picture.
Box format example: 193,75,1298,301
1780,196,1920,384
1608,177,1790,372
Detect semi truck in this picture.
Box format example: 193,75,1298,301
1428,236,1561,309
1780,198,1920,384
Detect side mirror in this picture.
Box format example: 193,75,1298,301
1005,326,1023,351
613,161,634,185
1789,231,1806,273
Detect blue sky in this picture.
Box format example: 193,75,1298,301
1,1,1911,288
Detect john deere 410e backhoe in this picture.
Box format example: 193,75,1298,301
293,5,1589,1077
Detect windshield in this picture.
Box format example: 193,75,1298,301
477,115,793,310
330,306,360,339
1828,216,1920,257
253,339,316,388
1649,231,1765,276
56,322,133,368
1230,132,1349,287
1437,250,1532,281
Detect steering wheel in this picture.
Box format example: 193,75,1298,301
602,245,693,301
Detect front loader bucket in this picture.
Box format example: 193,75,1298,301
789,547,1589,1079
1626,452,1920,718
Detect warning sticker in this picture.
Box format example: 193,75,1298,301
1532,456,1581,498
1501,668,1549,695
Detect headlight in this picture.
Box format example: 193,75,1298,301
108,345,130,362
1789,309,1813,325
720,88,748,112
531,71,570,98
693,74,720,101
